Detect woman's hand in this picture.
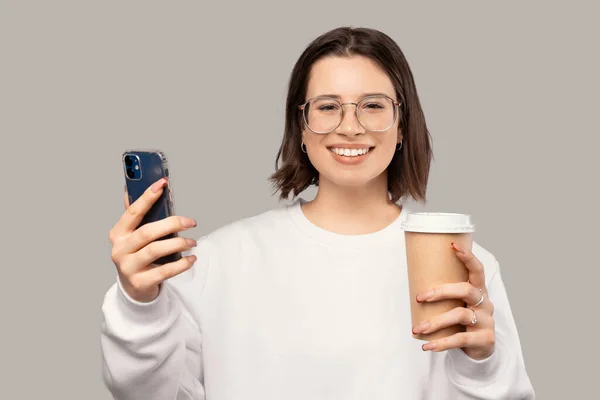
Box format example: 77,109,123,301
412,242,495,360
108,178,199,303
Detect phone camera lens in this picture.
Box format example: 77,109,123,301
125,156,133,167
126,168,134,179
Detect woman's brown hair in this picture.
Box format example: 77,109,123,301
269,26,433,204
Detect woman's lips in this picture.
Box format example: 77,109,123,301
327,146,374,165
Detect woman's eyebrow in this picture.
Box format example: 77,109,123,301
316,92,391,99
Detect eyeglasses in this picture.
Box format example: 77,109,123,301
298,94,401,134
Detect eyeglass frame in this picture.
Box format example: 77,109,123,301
298,94,402,134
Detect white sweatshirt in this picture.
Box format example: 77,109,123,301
100,199,535,399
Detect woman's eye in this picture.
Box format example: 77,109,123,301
319,104,338,111
364,102,384,109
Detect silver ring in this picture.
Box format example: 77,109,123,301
473,288,484,307
470,308,478,325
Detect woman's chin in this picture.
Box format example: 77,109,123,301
321,171,386,189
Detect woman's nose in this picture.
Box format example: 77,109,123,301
335,105,365,135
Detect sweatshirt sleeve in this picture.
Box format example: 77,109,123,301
100,236,212,400
441,257,536,399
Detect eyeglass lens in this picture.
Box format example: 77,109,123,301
304,95,396,134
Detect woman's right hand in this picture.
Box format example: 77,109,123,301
108,177,198,303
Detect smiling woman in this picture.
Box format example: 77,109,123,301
290,56,407,196
100,26,535,400
270,30,433,205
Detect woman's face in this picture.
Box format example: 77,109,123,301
302,55,402,189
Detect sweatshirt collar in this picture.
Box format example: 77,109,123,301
286,197,409,249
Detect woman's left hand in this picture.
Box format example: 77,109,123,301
412,242,496,361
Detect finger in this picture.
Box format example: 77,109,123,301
111,177,167,238
119,215,198,255
137,254,198,289
451,242,486,292
416,281,482,305
131,236,198,270
422,329,495,356
413,306,490,335
124,185,130,208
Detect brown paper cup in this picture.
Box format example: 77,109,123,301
401,213,475,342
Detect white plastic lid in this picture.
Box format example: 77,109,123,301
401,212,475,233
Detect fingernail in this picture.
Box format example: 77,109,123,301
451,242,462,252
451,242,468,254
181,218,197,228
186,238,198,247
417,289,434,302
151,178,166,193
413,321,430,334
422,342,437,351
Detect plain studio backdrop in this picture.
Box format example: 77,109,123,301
1,1,598,399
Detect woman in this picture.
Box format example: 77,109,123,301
101,27,535,399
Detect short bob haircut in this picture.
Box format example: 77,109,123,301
269,26,433,204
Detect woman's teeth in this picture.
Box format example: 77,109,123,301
330,147,371,157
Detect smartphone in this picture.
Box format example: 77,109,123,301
122,149,182,265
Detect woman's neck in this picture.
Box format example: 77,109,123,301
300,173,402,235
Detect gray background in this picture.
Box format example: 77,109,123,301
1,1,598,399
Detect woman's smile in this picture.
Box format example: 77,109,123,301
327,144,375,165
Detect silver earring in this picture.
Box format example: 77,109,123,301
396,140,403,151
301,142,307,153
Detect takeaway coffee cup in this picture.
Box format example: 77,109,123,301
401,212,475,341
